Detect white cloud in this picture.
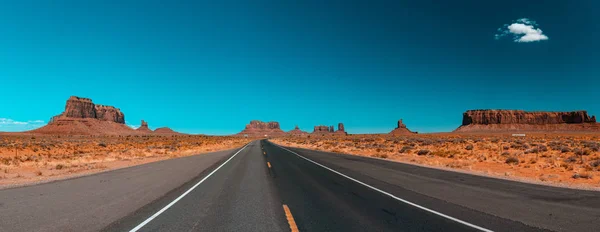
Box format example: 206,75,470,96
0,118,46,131
495,18,549,43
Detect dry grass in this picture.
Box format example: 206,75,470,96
272,133,600,188
0,134,250,186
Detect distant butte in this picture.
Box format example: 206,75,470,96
287,125,309,136
238,120,286,137
30,96,182,135
389,119,417,135
136,120,152,133
454,109,600,133
312,123,347,135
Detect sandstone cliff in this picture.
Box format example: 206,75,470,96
32,96,134,135
455,110,600,132
390,119,417,135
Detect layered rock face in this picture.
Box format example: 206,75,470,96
455,110,600,132
238,120,286,137
50,96,125,124
33,96,134,135
390,119,417,135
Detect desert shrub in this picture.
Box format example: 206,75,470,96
501,151,511,156
503,146,510,150
538,144,548,152
565,156,578,163
525,148,539,154
560,146,571,153
399,146,414,153
505,156,519,164
417,149,430,156
590,159,600,168
98,142,107,147
55,164,65,170
574,148,592,156
465,144,474,150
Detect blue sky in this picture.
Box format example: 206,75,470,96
0,0,598,134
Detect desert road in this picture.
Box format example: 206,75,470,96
1,140,600,231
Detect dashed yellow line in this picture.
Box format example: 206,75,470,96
282,204,299,232
267,162,272,168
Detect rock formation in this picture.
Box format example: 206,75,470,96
455,110,600,132
136,120,152,133
33,96,134,135
154,127,180,135
287,125,309,136
312,123,347,135
390,119,417,135
238,120,286,137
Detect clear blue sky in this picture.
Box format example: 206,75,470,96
0,0,598,134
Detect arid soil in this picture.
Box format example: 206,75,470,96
0,134,250,188
272,134,600,189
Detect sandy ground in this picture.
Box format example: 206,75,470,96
0,134,250,188
272,133,600,190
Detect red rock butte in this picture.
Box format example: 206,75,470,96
31,96,181,135
238,120,286,137
454,110,600,133
312,123,347,135
389,119,417,135
287,125,309,136
136,120,152,133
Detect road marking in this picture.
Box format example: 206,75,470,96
283,204,299,232
272,143,494,232
267,162,272,168
129,142,251,232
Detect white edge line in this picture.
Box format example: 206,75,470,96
129,142,251,232
271,142,494,232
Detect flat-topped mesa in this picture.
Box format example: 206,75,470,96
32,96,135,135
462,110,596,125
455,110,600,132
238,120,286,137
390,119,417,135
313,125,330,133
53,96,125,124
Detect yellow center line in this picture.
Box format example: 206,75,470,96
267,162,272,168
282,204,299,232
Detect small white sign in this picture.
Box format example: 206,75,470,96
512,134,526,137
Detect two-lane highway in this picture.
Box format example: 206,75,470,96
3,139,600,231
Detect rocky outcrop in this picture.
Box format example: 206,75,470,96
238,120,286,137
154,127,180,135
32,96,134,135
455,110,600,132
390,119,417,135
287,125,309,136
313,123,347,135
49,96,125,124
136,120,152,133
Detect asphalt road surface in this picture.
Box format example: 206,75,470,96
2,140,600,231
